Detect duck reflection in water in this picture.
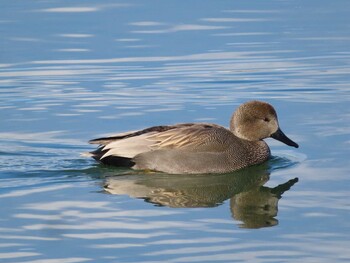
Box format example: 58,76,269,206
230,176,298,228
103,162,298,229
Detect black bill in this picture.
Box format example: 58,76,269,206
270,128,299,148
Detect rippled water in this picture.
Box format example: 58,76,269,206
1,0,350,262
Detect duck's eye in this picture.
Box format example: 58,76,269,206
264,117,270,122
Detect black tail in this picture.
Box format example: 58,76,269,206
90,147,135,167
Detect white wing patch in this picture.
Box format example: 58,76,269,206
101,132,157,159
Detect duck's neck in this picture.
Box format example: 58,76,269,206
230,118,255,142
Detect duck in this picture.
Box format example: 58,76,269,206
88,100,298,174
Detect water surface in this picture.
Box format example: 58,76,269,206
1,0,350,262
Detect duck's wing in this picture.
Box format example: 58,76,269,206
88,125,191,146
90,123,231,160
147,123,229,150
88,130,139,145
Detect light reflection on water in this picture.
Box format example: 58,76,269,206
1,0,350,262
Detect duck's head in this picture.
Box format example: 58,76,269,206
230,100,299,148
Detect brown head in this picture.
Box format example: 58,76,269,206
230,100,298,148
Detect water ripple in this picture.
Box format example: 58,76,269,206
1,1,350,262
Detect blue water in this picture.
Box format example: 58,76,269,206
1,0,350,262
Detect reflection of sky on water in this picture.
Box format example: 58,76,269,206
1,0,350,262
1,51,350,118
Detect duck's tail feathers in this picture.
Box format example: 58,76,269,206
85,146,135,167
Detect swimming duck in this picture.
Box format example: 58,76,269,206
88,100,298,174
